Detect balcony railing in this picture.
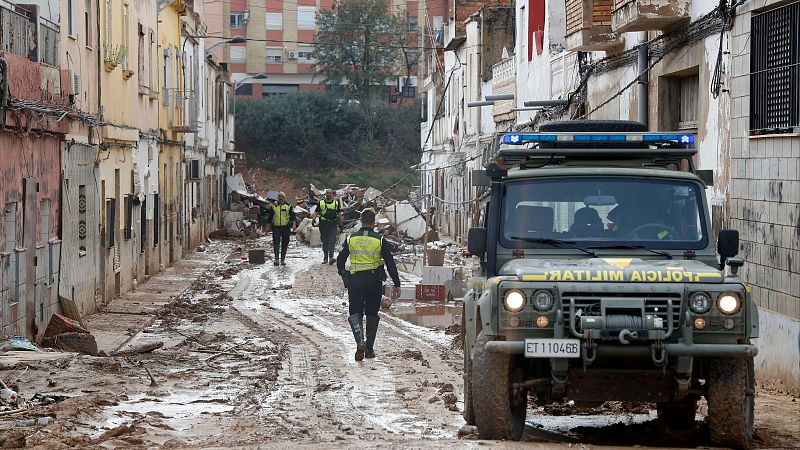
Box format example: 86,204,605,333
491,57,516,86
1,5,35,60
39,19,59,66
612,0,691,33
564,0,622,51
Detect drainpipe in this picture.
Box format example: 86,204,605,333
637,31,648,129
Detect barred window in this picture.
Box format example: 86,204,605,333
750,1,800,134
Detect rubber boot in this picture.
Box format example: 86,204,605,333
348,314,367,361
365,315,380,359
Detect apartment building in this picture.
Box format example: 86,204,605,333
207,0,423,100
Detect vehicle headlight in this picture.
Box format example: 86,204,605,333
689,292,711,314
532,290,554,311
503,289,526,312
717,292,741,315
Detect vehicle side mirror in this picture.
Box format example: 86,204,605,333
717,229,739,268
468,227,487,258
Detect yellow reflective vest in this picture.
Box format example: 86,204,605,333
320,199,338,221
347,233,383,273
272,203,291,226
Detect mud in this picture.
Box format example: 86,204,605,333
2,239,798,449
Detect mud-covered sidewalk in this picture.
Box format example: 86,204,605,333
0,239,797,449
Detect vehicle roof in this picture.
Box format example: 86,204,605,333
503,166,705,182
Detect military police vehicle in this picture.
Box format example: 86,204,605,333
462,121,758,449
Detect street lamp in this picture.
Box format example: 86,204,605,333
233,73,268,119
205,35,246,56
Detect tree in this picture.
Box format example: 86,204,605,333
314,0,408,141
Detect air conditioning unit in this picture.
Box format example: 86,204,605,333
287,50,297,59
68,70,80,95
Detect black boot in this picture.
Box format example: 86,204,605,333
348,314,366,361
365,315,379,359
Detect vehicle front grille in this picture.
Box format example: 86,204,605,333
560,291,683,335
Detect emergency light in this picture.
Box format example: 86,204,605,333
501,132,695,146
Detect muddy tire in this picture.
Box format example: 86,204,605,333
462,315,476,425
657,398,697,430
471,333,526,440
707,357,755,449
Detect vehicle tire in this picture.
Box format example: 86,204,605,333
656,398,697,430
707,356,755,449
472,333,526,440
462,314,476,425
538,120,647,133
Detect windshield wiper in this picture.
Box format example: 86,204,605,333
586,245,673,259
510,237,597,257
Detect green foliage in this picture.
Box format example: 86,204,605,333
314,0,409,140
236,91,421,194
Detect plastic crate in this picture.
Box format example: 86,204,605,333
415,284,446,303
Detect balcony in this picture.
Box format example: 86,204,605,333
612,0,691,33
1,4,35,60
491,57,515,122
564,0,623,51
39,19,59,66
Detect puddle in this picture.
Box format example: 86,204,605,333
99,390,236,435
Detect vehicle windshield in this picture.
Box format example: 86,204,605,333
500,177,708,250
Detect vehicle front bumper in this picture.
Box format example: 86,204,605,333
485,340,758,358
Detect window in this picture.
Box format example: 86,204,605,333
68,0,75,36
406,16,418,32
402,86,416,98
230,46,246,63
266,48,283,64
104,0,111,58
106,198,116,248
138,24,146,85
153,193,159,246
262,84,299,97
189,160,200,179
750,1,800,133
85,0,91,46
235,83,252,95
123,3,130,69
124,195,132,240
140,196,146,254
230,12,247,28
500,178,708,250
266,13,283,30
150,30,157,91
297,50,314,61
298,6,316,30
678,75,698,129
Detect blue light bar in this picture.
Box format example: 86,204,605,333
501,132,695,145
573,134,627,142
642,134,695,144
502,134,557,145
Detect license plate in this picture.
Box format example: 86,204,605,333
524,339,581,358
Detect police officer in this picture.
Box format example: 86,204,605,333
268,192,296,266
314,188,342,265
336,209,400,361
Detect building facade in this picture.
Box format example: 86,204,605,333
207,0,422,100
1,0,234,339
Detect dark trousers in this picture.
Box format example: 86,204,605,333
272,225,291,261
347,271,382,316
319,220,337,259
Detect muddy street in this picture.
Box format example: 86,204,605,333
1,239,797,449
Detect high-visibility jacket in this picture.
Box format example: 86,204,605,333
347,233,383,273
320,199,339,221
272,203,291,226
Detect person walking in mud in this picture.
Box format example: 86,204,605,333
313,188,342,265
268,192,296,266
336,209,400,361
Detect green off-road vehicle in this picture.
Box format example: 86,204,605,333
462,121,758,449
